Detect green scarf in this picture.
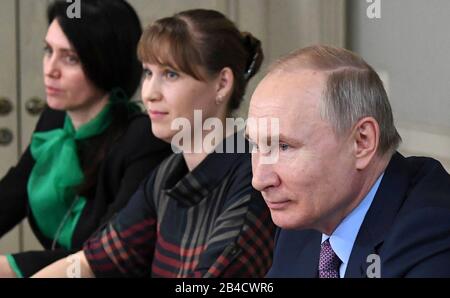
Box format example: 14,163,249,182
28,103,112,249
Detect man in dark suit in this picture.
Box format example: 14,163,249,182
246,45,450,278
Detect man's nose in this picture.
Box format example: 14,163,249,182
251,153,281,192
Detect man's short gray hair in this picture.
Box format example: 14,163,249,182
268,45,401,155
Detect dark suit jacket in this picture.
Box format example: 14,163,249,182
267,153,450,278
0,107,172,276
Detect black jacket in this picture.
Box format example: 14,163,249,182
0,107,172,276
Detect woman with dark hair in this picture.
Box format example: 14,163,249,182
0,0,171,277
34,9,274,278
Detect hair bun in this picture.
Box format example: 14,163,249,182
241,32,263,81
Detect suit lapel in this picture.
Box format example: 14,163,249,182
272,229,321,277
295,231,322,277
345,153,412,277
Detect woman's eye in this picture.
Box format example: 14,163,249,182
65,55,79,64
165,70,179,79
143,68,152,77
43,45,52,56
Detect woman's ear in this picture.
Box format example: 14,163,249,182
215,67,234,103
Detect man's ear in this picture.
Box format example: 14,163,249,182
215,67,234,104
352,117,380,170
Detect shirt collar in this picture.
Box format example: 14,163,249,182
322,173,384,276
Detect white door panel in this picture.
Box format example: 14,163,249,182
19,0,48,251
0,0,20,254
20,0,48,150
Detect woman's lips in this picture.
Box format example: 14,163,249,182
148,110,169,120
45,86,63,96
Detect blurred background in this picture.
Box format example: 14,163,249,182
1,0,449,253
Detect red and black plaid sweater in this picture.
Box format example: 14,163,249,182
83,139,275,277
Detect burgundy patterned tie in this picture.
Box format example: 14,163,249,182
318,239,341,278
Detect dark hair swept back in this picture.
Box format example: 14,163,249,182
47,0,142,98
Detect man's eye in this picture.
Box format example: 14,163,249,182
279,143,290,151
249,140,259,151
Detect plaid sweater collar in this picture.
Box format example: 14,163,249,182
163,132,248,206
